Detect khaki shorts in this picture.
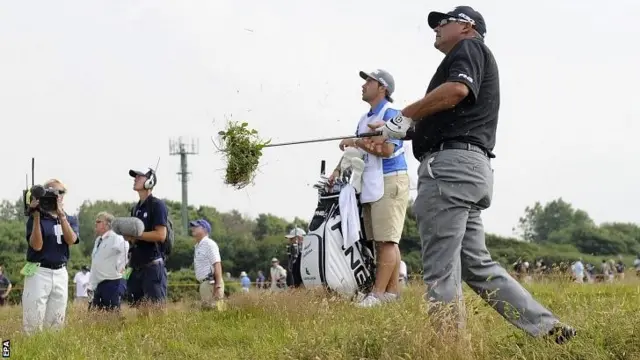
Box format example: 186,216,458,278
362,173,410,243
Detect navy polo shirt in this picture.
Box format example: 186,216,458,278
129,195,168,267
25,211,80,265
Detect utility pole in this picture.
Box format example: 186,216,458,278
169,137,199,235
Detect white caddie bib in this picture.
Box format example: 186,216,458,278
356,102,393,204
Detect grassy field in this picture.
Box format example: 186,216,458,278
1,276,640,360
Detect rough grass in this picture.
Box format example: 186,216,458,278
1,277,640,360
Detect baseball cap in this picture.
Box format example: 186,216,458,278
271,257,279,262
189,219,212,234
359,69,395,102
427,6,487,38
129,169,147,177
285,227,306,239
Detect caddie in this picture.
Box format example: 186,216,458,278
330,68,409,308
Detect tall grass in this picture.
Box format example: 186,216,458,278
1,276,639,360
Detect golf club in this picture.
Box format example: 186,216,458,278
263,131,382,148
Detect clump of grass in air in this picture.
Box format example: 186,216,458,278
214,121,271,190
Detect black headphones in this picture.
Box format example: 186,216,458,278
143,168,157,190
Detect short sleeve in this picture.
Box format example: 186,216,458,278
150,200,168,229
25,215,34,242
446,39,486,102
67,215,81,244
208,241,221,264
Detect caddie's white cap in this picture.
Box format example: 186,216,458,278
285,227,306,238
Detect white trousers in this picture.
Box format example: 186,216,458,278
22,266,69,334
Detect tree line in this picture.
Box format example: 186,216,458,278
1,196,638,290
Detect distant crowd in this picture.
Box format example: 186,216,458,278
511,256,640,284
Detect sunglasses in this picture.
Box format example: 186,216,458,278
438,17,475,28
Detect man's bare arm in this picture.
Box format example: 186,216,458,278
29,214,43,251
354,138,394,158
138,225,167,243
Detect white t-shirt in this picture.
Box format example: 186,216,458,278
73,271,91,297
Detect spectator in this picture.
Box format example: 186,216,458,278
22,178,80,334
399,260,408,287
256,270,266,289
285,227,306,288
571,259,584,284
270,258,287,291
615,259,625,280
0,265,12,306
601,260,613,283
88,211,129,312
240,271,251,293
73,266,91,304
190,219,224,308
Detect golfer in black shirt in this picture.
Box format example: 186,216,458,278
376,6,576,344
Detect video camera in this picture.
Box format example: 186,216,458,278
21,157,60,216
23,185,60,215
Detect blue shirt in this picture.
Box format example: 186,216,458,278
129,195,168,267
357,100,408,174
240,276,251,288
26,211,80,265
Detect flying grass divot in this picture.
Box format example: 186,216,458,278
215,121,271,190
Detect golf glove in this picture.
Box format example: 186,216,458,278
381,114,413,139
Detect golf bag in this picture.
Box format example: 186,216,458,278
296,180,376,299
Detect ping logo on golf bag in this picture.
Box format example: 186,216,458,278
344,242,369,288
331,221,369,288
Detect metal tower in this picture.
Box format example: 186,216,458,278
169,137,200,234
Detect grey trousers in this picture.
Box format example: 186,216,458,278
414,148,558,336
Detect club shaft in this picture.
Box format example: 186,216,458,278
264,131,382,148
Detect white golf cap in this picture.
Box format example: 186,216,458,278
285,227,306,238
271,257,279,262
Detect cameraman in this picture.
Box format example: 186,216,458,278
22,179,80,334
125,168,169,314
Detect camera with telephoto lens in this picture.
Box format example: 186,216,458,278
23,184,60,215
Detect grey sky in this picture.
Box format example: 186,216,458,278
1,1,638,238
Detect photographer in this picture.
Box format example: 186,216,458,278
22,179,80,334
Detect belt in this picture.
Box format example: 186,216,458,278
383,170,408,177
132,258,163,270
419,141,491,162
40,262,66,270
199,274,214,283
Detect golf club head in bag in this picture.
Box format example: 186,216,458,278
298,173,376,299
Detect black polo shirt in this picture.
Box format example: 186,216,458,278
25,211,80,265
129,195,168,267
411,37,500,160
